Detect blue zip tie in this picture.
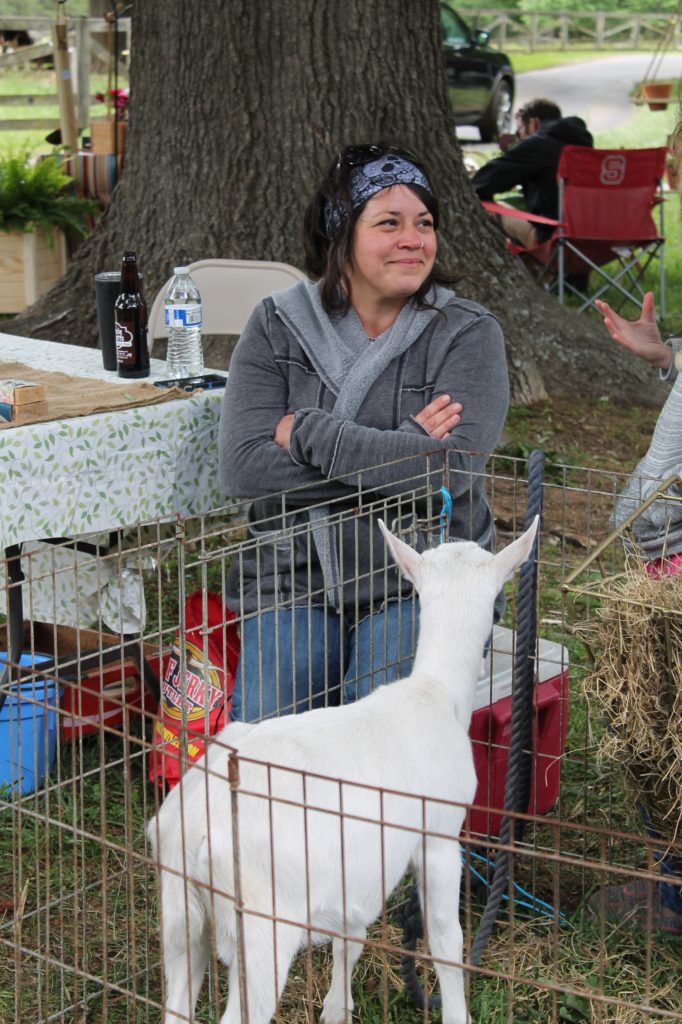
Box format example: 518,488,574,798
439,486,452,545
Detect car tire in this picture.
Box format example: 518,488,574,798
478,79,513,143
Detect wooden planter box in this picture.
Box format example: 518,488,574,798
90,119,127,156
0,227,67,314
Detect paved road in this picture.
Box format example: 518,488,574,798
457,52,682,147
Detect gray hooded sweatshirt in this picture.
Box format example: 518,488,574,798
219,280,509,616
612,341,682,559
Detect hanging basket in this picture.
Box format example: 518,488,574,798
639,81,674,111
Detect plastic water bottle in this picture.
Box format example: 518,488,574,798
164,266,204,378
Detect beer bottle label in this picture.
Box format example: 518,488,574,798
115,319,136,365
115,314,149,370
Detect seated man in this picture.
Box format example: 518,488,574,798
471,97,593,249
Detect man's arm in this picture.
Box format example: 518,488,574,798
471,141,542,200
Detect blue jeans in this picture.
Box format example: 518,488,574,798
230,599,418,722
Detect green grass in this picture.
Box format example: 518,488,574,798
595,101,679,149
509,48,682,80
510,48,650,74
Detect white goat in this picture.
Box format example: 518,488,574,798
148,516,539,1024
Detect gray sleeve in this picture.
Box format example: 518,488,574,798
289,315,509,499
613,370,682,533
660,338,682,383
218,303,356,502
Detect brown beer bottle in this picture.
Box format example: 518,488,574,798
114,250,150,379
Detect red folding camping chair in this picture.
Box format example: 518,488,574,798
483,145,667,316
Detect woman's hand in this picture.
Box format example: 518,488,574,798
274,413,294,449
415,394,462,439
595,292,672,371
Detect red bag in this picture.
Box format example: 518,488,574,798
149,591,240,790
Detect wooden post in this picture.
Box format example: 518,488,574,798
52,21,78,151
499,12,507,50
560,14,568,51
529,13,538,53
75,17,91,132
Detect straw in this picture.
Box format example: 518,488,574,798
580,566,682,843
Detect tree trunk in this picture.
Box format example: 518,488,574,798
4,0,666,407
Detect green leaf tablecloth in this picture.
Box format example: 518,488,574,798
0,333,227,551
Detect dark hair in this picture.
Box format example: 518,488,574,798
516,98,562,130
302,143,455,315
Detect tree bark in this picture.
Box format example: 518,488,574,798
4,0,667,407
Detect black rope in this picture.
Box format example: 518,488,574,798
469,448,544,966
400,884,437,1010
400,450,545,1006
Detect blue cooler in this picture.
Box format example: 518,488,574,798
0,653,60,795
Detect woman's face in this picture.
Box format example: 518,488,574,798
347,184,437,308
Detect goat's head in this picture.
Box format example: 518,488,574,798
378,516,539,604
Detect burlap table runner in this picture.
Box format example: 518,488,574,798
0,361,189,429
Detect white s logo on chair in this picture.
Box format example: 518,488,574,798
600,154,626,185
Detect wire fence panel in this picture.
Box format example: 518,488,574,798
1,450,680,1023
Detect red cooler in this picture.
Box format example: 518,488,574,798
468,626,569,837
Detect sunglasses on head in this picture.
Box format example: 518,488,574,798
336,144,424,172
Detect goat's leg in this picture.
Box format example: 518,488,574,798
417,840,469,1024
221,917,302,1024
321,922,366,1024
161,891,210,1024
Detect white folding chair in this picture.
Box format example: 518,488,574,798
147,258,308,353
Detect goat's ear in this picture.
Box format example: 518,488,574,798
378,519,422,585
492,515,539,583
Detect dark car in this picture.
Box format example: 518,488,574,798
441,4,515,142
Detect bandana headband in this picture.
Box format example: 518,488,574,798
324,154,432,239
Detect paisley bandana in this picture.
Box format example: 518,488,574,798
324,155,432,239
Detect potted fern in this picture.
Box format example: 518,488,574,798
0,154,97,313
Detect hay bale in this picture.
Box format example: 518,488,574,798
580,568,682,842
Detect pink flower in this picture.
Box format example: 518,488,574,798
96,88,130,119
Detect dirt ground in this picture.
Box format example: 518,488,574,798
499,392,661,547
504,392,659,473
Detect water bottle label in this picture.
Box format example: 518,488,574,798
165,304,202,328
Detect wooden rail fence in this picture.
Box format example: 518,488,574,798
460,8,682,52
0,15,131,135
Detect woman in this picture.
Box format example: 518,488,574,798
219,143,509,722
595,291,682,569
594,283,682,934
